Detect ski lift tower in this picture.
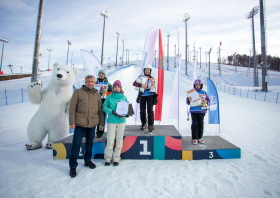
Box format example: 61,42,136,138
246,5,259,87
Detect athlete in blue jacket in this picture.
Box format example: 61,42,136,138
186,79,210,145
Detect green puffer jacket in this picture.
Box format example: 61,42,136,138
103,92,128,124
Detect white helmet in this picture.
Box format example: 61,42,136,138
143,64,152,74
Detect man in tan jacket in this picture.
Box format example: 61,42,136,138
68,75,104,178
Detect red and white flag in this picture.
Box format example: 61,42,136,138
154,29,164,121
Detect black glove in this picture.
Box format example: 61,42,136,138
112,110,119,116
125,114,130,118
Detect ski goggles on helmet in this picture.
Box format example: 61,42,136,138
193,79,202,85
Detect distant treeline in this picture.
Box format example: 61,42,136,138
222,54,280,71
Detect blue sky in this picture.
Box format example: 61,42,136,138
0,0,279,73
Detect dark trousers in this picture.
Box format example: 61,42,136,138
96,112,106,136
191,113,205,140
69,126,96,168
140,95,154,126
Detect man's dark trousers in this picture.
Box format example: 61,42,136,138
69,126,96,168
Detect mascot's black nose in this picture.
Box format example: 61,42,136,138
57,74,63,78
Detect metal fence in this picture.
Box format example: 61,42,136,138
0,65,132,106
152,64,280,104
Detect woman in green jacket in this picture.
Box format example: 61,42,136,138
103,80,128,166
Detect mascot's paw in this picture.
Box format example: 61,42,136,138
45,142,54,149
25,142,42,150
27,81,42,92
27,81,42,104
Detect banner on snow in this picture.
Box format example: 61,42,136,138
80,49,102,79
207,78,220,124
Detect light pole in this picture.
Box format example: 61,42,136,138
115,30,120,67
0,37,8,74
199,47,201,68
187,44,189,65
183,13,191,75
70,53,74,68
66,40,71,65
174,44,176,68
218,46,221,75
205,51,207,67
126,49,128,64
246,5,259,87
208,47,212,79
47,48,52,71
7,64,13,74
128,49,129,65
259,0,268,92
167,32,170,70
122,39,125,66
31,0,44,82
100,9,109,66
233,52,237,73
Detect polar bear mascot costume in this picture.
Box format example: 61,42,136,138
25,62,78,150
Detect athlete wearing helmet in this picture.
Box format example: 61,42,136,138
186,79,210,145
133,64,157,132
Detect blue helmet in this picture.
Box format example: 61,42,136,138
193,79,203,89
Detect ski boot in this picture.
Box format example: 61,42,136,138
140,124,147,131
148,125,155,132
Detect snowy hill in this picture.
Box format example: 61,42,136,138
0,61,280,197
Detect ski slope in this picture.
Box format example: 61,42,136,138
0,62,280,197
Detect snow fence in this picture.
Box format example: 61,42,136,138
0,65,132,106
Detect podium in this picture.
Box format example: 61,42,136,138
182,136,241,160
52,125,241,161
120,125,181,160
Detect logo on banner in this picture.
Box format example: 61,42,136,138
209,95,217,111
143,52,148,67
159,55,164,69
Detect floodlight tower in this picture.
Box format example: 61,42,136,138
174,44,176,68
47,48,52,71
115,30,120,67
100,9,109,66
183,13,190,75
208,47,212,79
259,0,268,92
66,40,71,65
218,46,221,75
126,49,128,64
205,51,207,67
167,32,170,70
70,53,74,68
233,52,237,73
246,5,259,87
122,39,125,66
7,64,13,74
0,37,8,74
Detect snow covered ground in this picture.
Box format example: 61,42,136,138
1,61,280,197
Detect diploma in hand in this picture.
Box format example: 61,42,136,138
116,100,129,116
187,89,202,107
